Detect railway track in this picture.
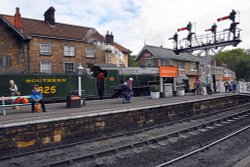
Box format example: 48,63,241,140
43,108,250,167
2,103,250,167
155,124,250,167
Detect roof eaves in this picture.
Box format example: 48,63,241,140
0,15,26,40
135,45,146,60
145,46,160,59
31,34,89,43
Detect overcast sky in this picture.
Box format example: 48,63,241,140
1,0,249,54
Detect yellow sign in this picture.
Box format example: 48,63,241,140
25,78,67,83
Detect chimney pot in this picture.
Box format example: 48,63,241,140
105,30,114,45
44,6,55,26
14,7,22,29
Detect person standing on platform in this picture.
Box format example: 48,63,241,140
121,82,131,103
224,80,230,93
31,84,46,112
194,77,201,95
97,71,105,99
231,80,237,93
9,80,20,109
127,77,134,99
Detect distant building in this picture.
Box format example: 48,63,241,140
211,65,235,81
136,45,204,90
211,66,224,81
0,7,131,74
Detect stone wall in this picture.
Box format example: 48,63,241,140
0,95,249,155
0,26,130,74
0,20,26,74
29,37,107,73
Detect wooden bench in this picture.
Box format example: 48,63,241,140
0,95,32,115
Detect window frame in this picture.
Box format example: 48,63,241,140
119,57,124,65
191,62,198,71
0,56,11,67
86,48,96,58
161,59,170,66
64,46,75,57
145,58,157,67
40,43,52,55
40,61,52,73
178,61,185,70
106,53,112,64
64,62,75,74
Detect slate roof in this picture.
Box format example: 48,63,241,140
0,14,131,53
136,45,202,62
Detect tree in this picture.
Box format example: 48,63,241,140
216,48,250,81
129,55,139,67
235,61,250,81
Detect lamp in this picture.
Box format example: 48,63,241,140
76,63,84,103
76,63,84,75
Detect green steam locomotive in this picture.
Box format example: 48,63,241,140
0,65,165,101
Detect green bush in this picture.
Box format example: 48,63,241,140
150,85,160,92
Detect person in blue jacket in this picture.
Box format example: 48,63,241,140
31,84,46,112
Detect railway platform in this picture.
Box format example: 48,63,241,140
0,92,249,154
0,93,236,127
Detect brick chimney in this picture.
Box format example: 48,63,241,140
14,7,22,29
105,31,114,45
44,6,55,25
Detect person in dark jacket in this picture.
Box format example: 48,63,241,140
31,84,46,112
224,80,230,93
120,82,131,103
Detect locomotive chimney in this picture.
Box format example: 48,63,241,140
14,7,22,29
105,31,114,45
44,6,55,26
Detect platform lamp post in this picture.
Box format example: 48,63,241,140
76,63,84,104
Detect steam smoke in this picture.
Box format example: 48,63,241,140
84,28,97,41
94,41,125,65
83,29,125,65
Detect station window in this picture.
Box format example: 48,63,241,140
64,62,75,74
86,48,96,58
145,58,157,67
40,44,52,55
40,61,52,73
64,46,75,57
178,61,185,70
106,53,112,63
161,59,170,66
0,56,11,67
119,57,124,65
191,62,198,71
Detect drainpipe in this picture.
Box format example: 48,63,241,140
27,39,31,73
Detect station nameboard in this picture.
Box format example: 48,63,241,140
159,66,178,77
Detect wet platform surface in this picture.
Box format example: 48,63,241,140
0,93,236,128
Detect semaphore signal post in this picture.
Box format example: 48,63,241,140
169,10,242,86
